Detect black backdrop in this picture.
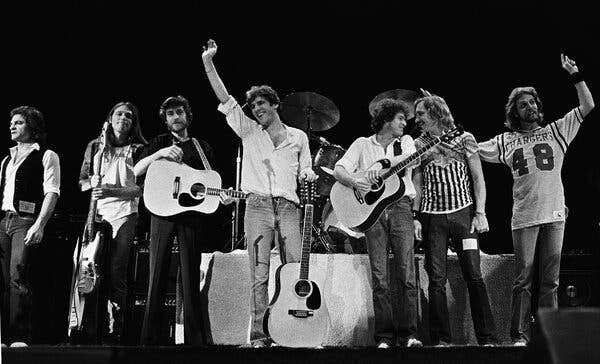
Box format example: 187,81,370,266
5,1,600,255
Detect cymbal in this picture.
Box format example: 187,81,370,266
280,92,340,131
368,89,419,118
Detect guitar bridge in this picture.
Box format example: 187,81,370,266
172,177,180,199
288,309,313,318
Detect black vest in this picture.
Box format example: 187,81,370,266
1,148,46,217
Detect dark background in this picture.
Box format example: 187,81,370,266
5,1,600,255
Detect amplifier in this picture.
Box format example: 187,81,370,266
123,294,177,345
131,240,180,296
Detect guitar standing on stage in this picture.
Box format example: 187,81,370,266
1,106,60,348
134,95,214,346
202,39,317,348
412,94,498,346
333,98,423,348
77,102,147,344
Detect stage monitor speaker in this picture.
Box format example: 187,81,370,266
558,270,600,308
522,308,600,364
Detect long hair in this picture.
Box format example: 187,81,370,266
10,106,46,145
414,95,455,130
103,101,147,146
370,98,409,133
504,87,544,131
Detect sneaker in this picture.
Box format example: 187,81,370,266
251,340,268,348
377,339,392,349
406,338,423,348
513,339,527,347
9,342,28,348
1,343,7,348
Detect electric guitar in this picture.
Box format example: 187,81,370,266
330,126,464,232
143,159,247,217
264,180,330,348
68,122,109,335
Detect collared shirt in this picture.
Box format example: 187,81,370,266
218,96,312,204
1,143,61,212
335,134,417,199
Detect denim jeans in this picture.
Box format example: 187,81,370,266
0,211,36,343
244,194,302,342
421,206,498,345
510,221,564,343
364,197,418,344
81,213,138,343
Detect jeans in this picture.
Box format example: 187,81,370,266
364,197,418,344
81,213,137,343
510,221,564,343
421,206,498,345
0,211,36,343
244,194,302,342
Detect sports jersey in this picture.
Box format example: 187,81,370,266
478,107,584,230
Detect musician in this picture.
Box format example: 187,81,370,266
333,98,422,348
478,54,594,346
412,95,498,346
78,101,147,344
1,106,60,347
202,39,317,348
134,95,213,346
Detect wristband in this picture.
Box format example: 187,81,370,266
475,211,486,216
570,72,584,84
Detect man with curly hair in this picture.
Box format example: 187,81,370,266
333,98,423,348
478,54,594,346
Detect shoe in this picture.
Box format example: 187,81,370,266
1,343,7,348
377,339,392,349
434,340,452,347
251,340,268,348
9,342,28,348
513,339,527,347
482,343,496,347
406,338,423,348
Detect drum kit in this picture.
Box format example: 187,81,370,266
279,89,419,253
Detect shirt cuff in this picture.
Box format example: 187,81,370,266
217,96,237,115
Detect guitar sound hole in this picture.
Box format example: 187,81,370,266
295,280,312,298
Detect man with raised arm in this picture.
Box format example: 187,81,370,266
478,54,594,346
202,39,316,348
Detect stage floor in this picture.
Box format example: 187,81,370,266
1,344,526,364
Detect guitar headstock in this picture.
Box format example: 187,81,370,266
300,179,316,206
98,121,110,152
440,124,464,143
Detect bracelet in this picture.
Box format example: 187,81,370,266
570,72,584,84
475,211,486,216
205,68,215,73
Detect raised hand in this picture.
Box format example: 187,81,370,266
202,39,218,61
561,53,579,74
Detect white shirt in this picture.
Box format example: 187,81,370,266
335,134,417,199
218,96,312,204
1,143,61,212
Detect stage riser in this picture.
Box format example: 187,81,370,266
197,251,515,346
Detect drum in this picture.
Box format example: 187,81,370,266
313,145,346,196
320,200,366,254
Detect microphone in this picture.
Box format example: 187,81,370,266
310,135,331,146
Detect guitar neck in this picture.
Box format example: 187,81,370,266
380,136,441,180
299,204,314,281
202,187,248,199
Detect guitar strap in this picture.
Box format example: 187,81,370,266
191,138,212,171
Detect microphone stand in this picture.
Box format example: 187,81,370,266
231,143,244,251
